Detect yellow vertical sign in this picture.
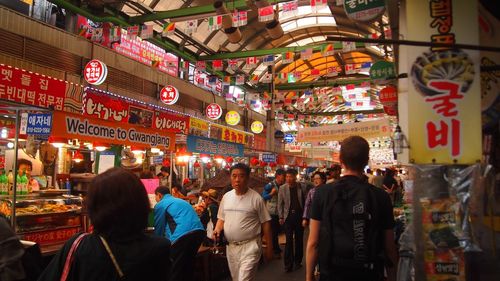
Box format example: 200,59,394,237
406,0,482,164
21,0,33,5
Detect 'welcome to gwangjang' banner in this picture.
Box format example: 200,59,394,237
297,118,392,143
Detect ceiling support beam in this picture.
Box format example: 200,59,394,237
300,109,385,116
129,0,291,23
199,42,367,60
262,77,372,91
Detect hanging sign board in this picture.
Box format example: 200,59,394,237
406,0,481,164
205,103,223,120
52,111,175,150
83,59,108,85
225,111,241,126
297,119,392,142
20,113,53,136
370,61,396,83
159,85,179,105
251,121,264,134
344,0,386,22
187,135,244,157
261,153,276,163
0,64,66,110
379,85,398,106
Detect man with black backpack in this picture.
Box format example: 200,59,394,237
306,136,398,281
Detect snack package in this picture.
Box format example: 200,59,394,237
421,198,465,281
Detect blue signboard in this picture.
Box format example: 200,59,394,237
262,153,276,163
284,133,295,144
187,135,244,157
26,113,52,135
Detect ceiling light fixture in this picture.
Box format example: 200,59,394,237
214,1,242,43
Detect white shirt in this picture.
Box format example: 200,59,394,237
218,188,271,242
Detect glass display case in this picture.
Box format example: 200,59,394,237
0,192,84,255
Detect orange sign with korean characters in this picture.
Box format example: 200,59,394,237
52,111,175,150
406,0,481,164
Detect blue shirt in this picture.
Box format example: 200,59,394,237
154,194,204,243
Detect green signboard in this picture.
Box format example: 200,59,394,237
369,60,396,82
344,0,386,22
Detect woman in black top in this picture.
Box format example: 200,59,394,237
38,168,171,281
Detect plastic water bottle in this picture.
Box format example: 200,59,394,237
16,173,22,195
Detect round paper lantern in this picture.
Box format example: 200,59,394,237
225,111,241,126
379,85,398,106
193,161,201,168
226,156,234,164
260,161,267,167
160,85,180,105
269,162,277,168
250,157,260,166
162,159,171,167
250,121,264,134
205,162,213,169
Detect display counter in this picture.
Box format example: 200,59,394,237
0,193,84,255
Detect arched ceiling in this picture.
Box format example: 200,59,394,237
112,0,397,124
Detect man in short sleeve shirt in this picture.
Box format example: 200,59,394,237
306,136,398,281
213,163,273,281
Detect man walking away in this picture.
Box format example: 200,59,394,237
278,169,306,272
213,163,273,281
154,186,205,281
261,168,286,258
306,136,398,281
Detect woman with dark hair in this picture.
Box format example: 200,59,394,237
38,168,171,281
302,171,327,227
383,169,398,204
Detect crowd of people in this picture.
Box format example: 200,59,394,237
0,135,402,281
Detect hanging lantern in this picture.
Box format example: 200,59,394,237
73,150,84,163
205,162,213,169
269,162,277,168
162,159,171,167
226,156,234,164
194,160,201,168
260,161,267,167
250,157,260,166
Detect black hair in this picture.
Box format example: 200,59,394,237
275,168,286,176
286,168,298,176
230,163,251,176
160,166,170,173
87,167,150,239
312,171,327,183
17,159,33,170
340,136,370,172
155,186,171,195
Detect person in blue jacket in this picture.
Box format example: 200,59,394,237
261,168,286,257
154,186,205,281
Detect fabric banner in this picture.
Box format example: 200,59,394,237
187,135,243,157
0,64,66,110
52,111,175,150
297,119,392,142
406,0,481,164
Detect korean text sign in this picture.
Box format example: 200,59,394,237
406,0,481,164
187,135,244,157
24,113,52,136
52,111,175,150
0,64,66,110
297,119,392,143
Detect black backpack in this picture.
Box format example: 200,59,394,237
319,177,383,272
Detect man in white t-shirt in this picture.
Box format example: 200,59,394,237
213,163,273,281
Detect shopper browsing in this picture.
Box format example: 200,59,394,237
39,168,171,281
261,168,286,258
154,186,205,281
278,168,306,272
213,163,273,281
306,136,398,281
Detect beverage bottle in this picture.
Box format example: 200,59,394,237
7,170,13,194
0,170,7,195
16,173,22,195
65,178,71,195
21,171,28,195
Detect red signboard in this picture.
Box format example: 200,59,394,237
0,64,66,110
83,89,130,122
22,227,80,245
83,59,108,85
379,85,398,106
160,85,179,105
153,111,190,134
206,103,223,120
253,135,267,151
